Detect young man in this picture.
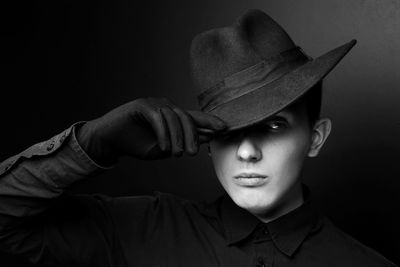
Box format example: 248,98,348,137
0,9,396,267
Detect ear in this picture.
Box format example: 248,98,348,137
308,118,332,157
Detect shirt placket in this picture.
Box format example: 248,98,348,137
253,225,274,267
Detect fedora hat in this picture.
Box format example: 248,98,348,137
190,9,356,131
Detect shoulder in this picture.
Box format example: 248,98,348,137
310,216,397,267
86,191,212,244
92,191,206,222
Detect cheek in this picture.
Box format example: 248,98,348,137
209,142,235,184
266,132,310,182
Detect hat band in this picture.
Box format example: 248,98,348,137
197,46,311,112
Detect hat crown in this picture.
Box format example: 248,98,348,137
190,9,297,92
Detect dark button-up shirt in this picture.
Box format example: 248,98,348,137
0,123,396,266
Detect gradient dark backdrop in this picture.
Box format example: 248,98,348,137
1,0,399,266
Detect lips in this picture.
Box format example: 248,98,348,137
234,173,267,178
233,173,269,187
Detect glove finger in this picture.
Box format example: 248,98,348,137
145,108,171,152
160,106,184,156
172,107,199,156
187,110,227,131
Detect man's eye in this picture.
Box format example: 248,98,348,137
263,120,287,131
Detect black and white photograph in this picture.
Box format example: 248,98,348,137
0,1,399,266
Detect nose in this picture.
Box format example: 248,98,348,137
236,136,262,162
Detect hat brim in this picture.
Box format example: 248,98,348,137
207,39,357,132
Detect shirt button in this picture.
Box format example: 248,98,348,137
262,226,269,235
256,258,265,267
47,142,55,151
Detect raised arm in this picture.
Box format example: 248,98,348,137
0,97,226,266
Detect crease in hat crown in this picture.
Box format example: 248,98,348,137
189,9,357,130
190,9,312,111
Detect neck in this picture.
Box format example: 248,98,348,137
253,182,304,223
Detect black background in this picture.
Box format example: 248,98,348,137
1,0,399,266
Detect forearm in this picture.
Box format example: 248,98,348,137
0,123,117,265
0,122,111,221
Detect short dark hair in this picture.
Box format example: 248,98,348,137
298,81,323,126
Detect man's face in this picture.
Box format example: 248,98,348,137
210,101,315,220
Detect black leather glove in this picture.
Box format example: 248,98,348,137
77,97,227,165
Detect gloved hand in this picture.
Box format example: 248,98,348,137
77,97,227,165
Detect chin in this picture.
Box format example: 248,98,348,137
231,189,279,215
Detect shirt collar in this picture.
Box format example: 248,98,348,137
201,185,320,257
220,192,261,245
266,190,319,257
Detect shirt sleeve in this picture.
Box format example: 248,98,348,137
0,122,116,266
